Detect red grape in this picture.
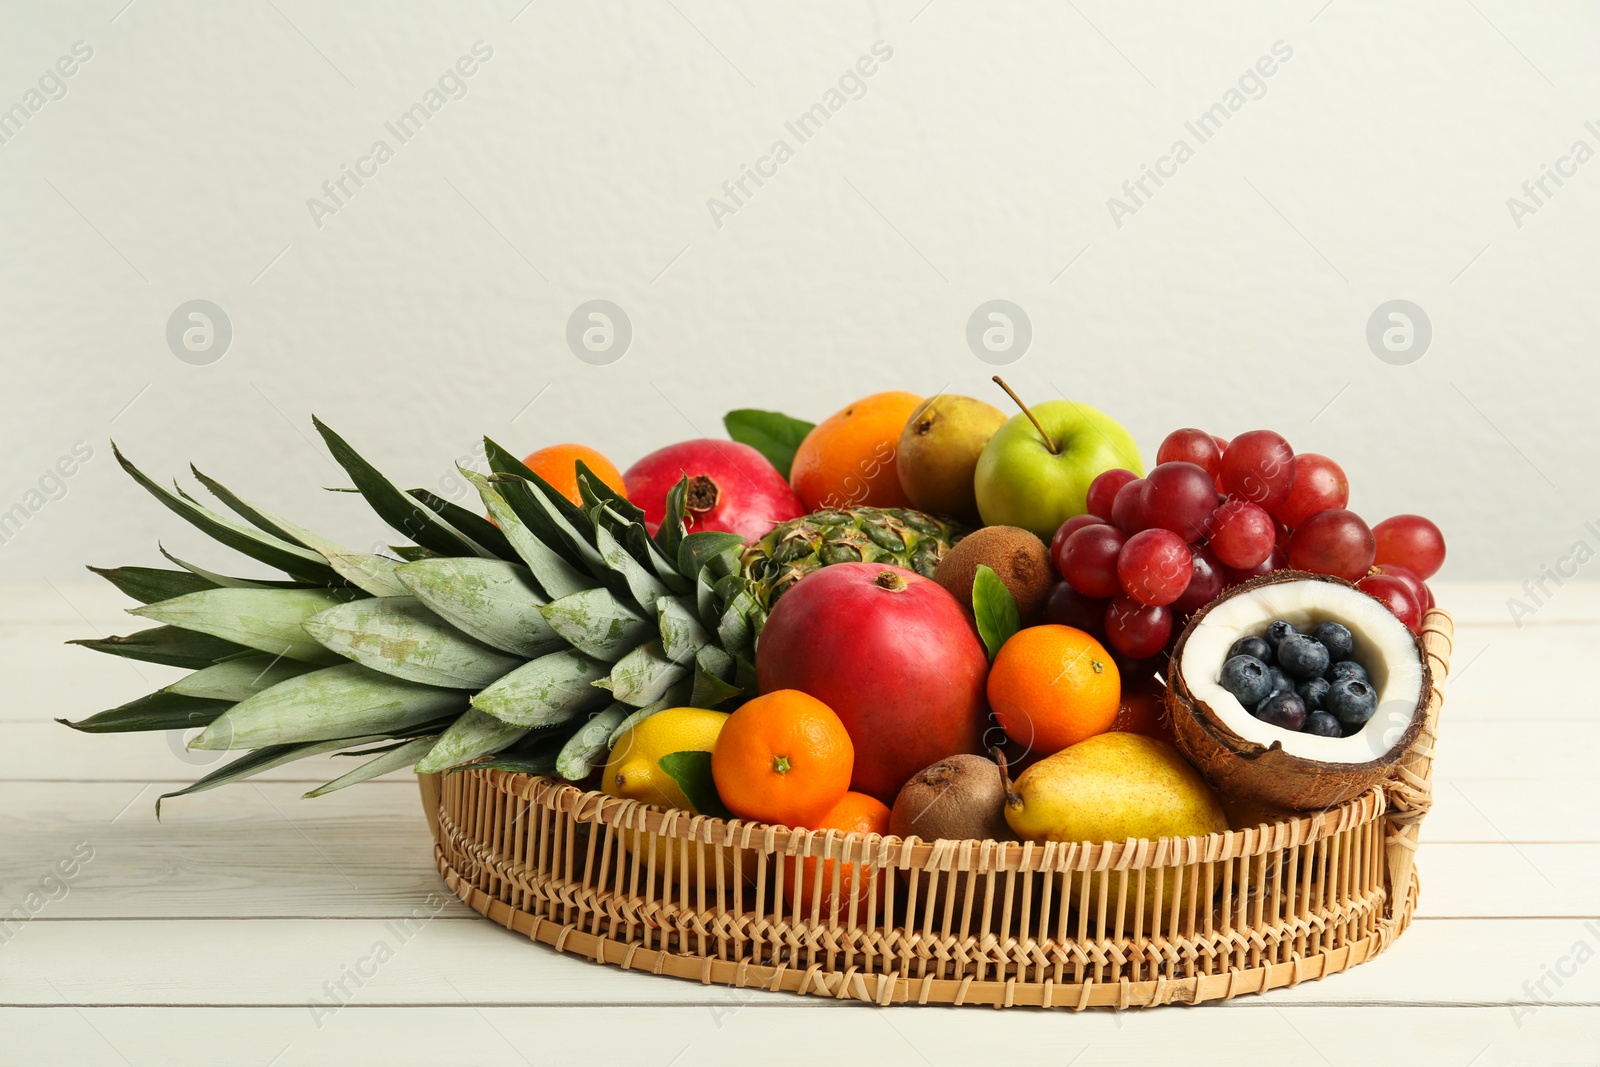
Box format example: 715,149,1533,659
1373,563,1428,615
1059,524,1127,599
1086,468,1139,520
1275,521,1292,554
1211,435,1229,454
1223,546,1286,586
1050,514,1108,575
1111,478,1147,534
1421,582,1436,610
1156,429,1222,479
1044,582,1107,635
1274,453,1349,528
1140,462,1217,542
1288,509,1375,581
1117,528,1192,606
1104,596,1173,659
1207,498,1275,569
1358,573,1423,632
1373,514,1446,579
1219,430,1296,512
1171,544,1224,615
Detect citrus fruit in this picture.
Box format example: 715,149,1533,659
602,707,729,812
787,790,891,917
711,689,853,828
521,444,627,506
789,391,922,512
987,625,1121,756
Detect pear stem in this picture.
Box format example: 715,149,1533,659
991,745,1024,810
991,375,1058,455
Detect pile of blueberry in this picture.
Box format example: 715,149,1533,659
1218,619,1378,738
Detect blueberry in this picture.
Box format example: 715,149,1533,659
1326,660,1368,683
1228,635,1274,666
1277,633,1331,680
1264,620,1298,648
1297,677,1331,711
1254,690,1307,731
1326,677,1378,725
1312,622,1354,662
1220,655,1274,706
1303,711,1342,737
1267,666,1295,696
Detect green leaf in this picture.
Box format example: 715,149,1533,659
471,650,610,728
594,521,671,615
302,596,523,688
132,587,349,664
70,625,252,670
690,646,742,708
678,531,744,583
554,702,630,781
312,418,491,559
188,466,312,547
191,664,466,750
87,565,219,604
651,476,689,565
574,462,645,525
539,587,652,661
722,409,815,480
972,564,1021,661
57,691,231,734
598,640,690,707
157,547,307,590
451,728,567,777
414,709,529,774
407,488,519,562
657,750,733,819
657,596,709,662
157,734,390,816
112,443,342,585
461,468,589,599
396,557,563,658
304,735,437,798
167,655,318,701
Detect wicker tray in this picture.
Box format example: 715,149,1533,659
418,610,1452,1009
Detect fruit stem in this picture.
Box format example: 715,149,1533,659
991,745,1023,811
991,376,1058,455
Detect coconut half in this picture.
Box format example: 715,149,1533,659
1166,571,1430,812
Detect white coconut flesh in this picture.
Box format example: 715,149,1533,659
1178,578,1425,764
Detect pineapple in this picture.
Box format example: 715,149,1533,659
62,420,765,808
740,507,965,610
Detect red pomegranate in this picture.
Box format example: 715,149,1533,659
755,563,989,803
624,440,805,541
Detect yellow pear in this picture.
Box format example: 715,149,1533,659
1003,733,1228,932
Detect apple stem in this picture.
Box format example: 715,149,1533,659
991,375,1058,455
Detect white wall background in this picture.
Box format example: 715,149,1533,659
2,0,1596,586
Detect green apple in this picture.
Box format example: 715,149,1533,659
973,400,1143,540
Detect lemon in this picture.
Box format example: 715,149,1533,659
602,707,729,813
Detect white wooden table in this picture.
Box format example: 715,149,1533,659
4,581,1596,1065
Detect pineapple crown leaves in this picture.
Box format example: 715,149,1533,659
65,421,766,807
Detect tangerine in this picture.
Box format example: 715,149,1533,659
711,689,853,828
521,444,627,506
787,791,891,917
987,625,1121,756
789,391,922,511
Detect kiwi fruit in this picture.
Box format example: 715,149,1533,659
890,753,1014,843
933,525,1053,624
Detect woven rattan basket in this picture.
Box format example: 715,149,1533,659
418,610,1452,1009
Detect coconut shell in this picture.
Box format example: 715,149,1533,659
1164,571,1431,812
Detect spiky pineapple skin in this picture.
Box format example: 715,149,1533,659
739,507,966,610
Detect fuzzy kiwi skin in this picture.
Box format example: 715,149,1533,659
890,754,1016,843
933,526,1053,625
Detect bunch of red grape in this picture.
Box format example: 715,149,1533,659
1045,428,1445,662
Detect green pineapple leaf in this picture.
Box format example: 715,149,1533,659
301,596,524,688
188,466,313,547
540,587,653,661
972,564,1021,661
132,588,351,665
449,727,567,777
461,468,589,599
57,690,232,734
305,735,438,798
312,418,492,560
471,650,610,727
157,734,391,817
167,655,318,702
574,461,645,525
722,409,815,480
414,709,529,773
678,531,744,583
69,625,252,670
555,702,630,781
112,443,342,585
652,476,689,564
657,750,733,819
158,547,309,590
87,565,219,604
396,557,563,658
407,488,519,562
599,640,690,707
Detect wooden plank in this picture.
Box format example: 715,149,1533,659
3,1005,1591,1067
5,917,1599,1009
